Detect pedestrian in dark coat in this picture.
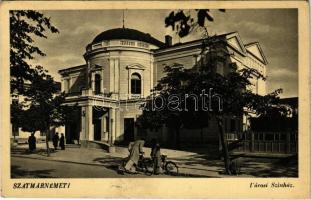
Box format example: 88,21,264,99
151,139,161,175
52,132,60,150
28,133,36,152
59,133,65,150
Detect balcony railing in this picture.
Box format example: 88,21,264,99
131,94,141,99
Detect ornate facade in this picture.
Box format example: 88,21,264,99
58,28,267,146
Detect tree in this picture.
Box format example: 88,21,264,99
17,65,81,155
10,10,59,95
18,66,66,155
138,9,288,174
10,10,61,155
165,9,225,37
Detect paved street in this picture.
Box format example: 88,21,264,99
10,143,298,178
11,157,169,178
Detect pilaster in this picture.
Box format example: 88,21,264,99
80,105,94,146
109,108,116,144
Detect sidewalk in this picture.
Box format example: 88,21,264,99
11,142,298,177
11,142,227,177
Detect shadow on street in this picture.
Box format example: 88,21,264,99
11,148,57,157
11,165,55,178
170,153,298,177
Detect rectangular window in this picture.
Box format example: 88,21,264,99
131,79,141,94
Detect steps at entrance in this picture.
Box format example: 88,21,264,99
65,144,81,148
88,141,112,152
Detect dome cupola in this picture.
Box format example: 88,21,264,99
91,28,165,47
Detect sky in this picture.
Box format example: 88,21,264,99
31,9,298,98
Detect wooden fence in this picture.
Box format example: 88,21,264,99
226,131,298,154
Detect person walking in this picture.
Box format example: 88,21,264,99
52,132,60,150
123,138,145,173
28,133,36,152
59,133,65,150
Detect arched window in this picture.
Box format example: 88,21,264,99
131,73,141,94
94,74,101,94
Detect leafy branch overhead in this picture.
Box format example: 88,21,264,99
10,10,59,95
10,10,66,156
165,9,225,37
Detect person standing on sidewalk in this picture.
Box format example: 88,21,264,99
52,132,60,150
59,133,65,150
28,133,36,152
151,139,161,175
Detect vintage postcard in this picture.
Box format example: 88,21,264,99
0,1,310,198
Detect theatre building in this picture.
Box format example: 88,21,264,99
58,28,267,147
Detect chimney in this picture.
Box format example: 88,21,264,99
165,35,172,46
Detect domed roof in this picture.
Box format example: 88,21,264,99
92,28,165,47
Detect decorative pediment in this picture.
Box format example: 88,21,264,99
245,42,268,65
226,33,247,55
90,64,103,72
126,63,146,70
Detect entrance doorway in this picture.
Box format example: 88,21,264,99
66,122,80,144
93,119,101,141
124,118,134,142
93,107,107,141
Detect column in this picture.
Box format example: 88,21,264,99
115,108,120,142
114,59,119,94
91,73,95,94
109,59,114,93
68,77,71,93
128,69,131,98
150,57,153,95
141,74,144,98
86,105,94,141
101,113,106,141
109,108,116,144
61,78,64,92
80,106,87,146
80,105,93,146
101,68,104,94
86,60,91,89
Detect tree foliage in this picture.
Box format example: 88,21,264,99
165,9,225,37
16,66,64,132
10,10,59,95
10,10,62,131
139,61,288,130
10,11,66,156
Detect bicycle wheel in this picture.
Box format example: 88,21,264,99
117,159,127,174
165,161,179,176
142,158,154,176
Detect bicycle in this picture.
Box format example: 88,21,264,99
118,152,179,176
118,152,154,175
142,154,179,176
